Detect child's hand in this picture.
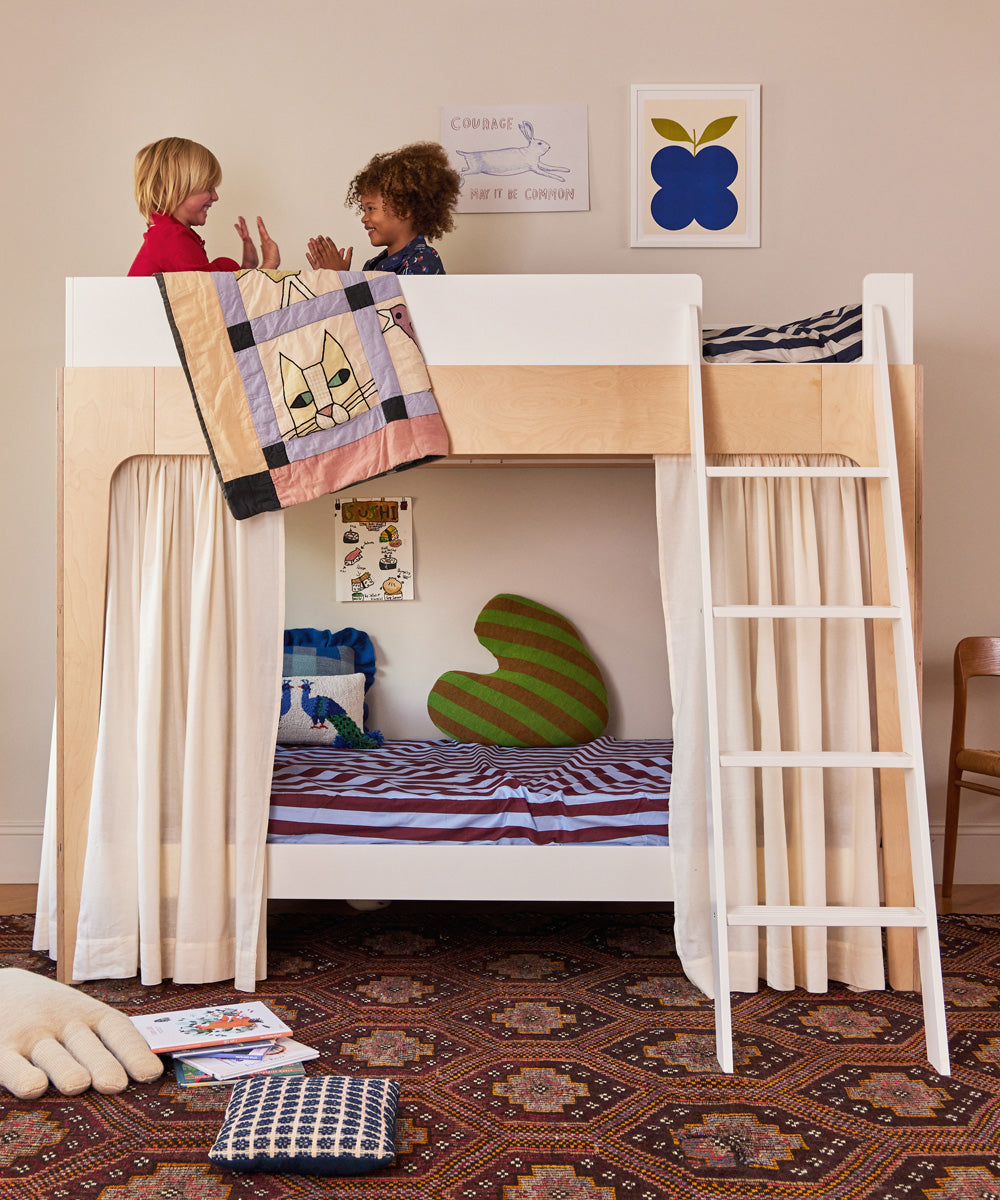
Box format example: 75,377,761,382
257,217,280,270
235,216,259,269
306,236,353,271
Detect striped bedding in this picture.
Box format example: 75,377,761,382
701,303,862,363
268,735,671,846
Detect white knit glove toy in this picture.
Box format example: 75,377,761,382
0,968,164,1098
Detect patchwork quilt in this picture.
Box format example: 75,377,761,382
158,269,450,519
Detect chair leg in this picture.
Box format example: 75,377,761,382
941,773,962,900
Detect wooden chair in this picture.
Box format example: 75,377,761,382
941,636,1000,898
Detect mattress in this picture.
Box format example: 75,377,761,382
268,735,671,846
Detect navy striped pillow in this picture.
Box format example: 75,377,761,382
702,304,862,364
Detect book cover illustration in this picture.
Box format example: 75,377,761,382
173,1058,305,1088
130,1001,292,1053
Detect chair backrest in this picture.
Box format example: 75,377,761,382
951,636,1000,752
956,636,1000,687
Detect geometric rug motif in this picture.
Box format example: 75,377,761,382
3,910,1000,1198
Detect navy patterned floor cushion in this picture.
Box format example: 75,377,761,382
208,1075,400,1176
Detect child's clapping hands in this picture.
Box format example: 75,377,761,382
235,216,280,269
306,235,353,271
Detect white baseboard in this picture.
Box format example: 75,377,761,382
1,823,999,889
0,823,43,884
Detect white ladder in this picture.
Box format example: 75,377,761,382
685,303,950,1076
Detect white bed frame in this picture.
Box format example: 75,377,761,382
57,272,920,987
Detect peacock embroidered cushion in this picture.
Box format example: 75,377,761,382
208,1074,400,1176
426,594,609,746
278,674,366,746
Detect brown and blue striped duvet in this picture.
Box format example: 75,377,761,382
268,736,671,846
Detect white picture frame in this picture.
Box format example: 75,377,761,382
442,103,590,213
630,83,760,248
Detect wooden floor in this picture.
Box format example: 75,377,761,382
3,885,999,918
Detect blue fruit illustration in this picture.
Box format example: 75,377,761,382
649,116,740,232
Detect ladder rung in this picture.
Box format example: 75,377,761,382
713,604,901,620
720,751,914,768
727,905,932,929
706,466,890,478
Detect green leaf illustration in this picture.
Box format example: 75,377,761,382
651,118,694,144
695,115,738,149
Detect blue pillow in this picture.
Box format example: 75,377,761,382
282,644,355,677
208,1075,400,1176
283,628,376,690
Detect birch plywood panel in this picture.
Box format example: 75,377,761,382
58,368,155,977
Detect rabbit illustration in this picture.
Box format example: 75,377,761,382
456,122,569,182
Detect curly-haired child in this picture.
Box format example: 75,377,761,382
306,142,460,275
128,137,279,276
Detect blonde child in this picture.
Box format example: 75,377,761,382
306,141,460,275
128,137,279,276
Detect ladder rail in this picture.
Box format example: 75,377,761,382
869,307,950,1073
685,302,734,1073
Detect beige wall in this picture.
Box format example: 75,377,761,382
4,1,1000,880
285,468,670,741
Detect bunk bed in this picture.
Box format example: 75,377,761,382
51,272,922,1002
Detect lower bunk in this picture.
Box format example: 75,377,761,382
265,736,675,903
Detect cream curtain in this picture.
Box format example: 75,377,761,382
49,455,284,992
657,454,885,996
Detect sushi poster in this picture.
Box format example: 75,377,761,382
335,497,414,602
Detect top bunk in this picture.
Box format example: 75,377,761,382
61,272,917,468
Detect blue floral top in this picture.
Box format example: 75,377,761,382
363,235,445,275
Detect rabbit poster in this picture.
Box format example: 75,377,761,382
335,496,414,602
442,104,589,212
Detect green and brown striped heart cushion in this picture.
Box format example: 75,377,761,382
427,594,609,746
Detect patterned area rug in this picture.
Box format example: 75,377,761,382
2,907,1000,1199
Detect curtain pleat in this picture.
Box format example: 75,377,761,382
66,456,284,991
657,453,885,995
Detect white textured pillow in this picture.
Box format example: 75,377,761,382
277,674,365,746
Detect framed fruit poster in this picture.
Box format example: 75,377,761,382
630,83,760,248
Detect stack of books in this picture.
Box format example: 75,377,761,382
130,1000,319,1088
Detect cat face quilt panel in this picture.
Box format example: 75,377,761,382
157,269,449,519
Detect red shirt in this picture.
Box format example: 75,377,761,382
128,212,240,276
